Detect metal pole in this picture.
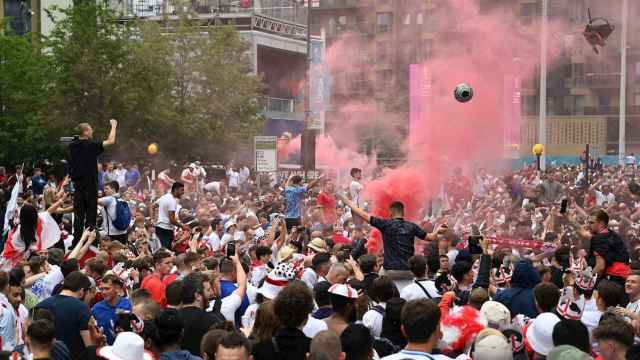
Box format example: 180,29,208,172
585,143,590,186
302,1,314,171
538,0,548,171
619,0,629,165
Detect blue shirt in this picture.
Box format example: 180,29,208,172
219,280,249,328
284,185,307,219
125,169,141,187
91,297,132,345
31,175,46,195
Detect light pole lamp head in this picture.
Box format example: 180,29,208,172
532,144,545,156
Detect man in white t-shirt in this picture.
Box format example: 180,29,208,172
154,182,189,249
226,165,240,194
207,250,247,322
382,299,454,360
181,164,197,194
614,271,640,322
401,256,441,302
98,181,129,243
349,167,363,207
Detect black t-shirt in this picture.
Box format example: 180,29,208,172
180,306,225,356
69,139,104,185
370,216,427,271
36,295,90,360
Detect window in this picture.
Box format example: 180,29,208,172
416,39,433,61
574,96,585,115
403,13,411,25
377,41,392,63
599,95,610,106
376,12,393,33
635,94,640,105
520,3,538,17
572,63,585,77
416,12,423,25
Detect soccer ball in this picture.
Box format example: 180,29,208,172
147,143,159,155
454,83,474,103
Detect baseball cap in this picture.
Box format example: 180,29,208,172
547,345,592,360
480,301,511,330
473,330,513,360
526,313,561,356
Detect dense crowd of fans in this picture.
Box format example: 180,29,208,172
1,157,640,360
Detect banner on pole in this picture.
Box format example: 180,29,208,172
255,136,278,172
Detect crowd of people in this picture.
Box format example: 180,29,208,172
1,123,640,360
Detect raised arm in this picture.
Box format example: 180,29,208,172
46,193,68,214
102,119,118,147
338,193,371,223
307,174,325,190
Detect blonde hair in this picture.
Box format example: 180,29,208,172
77,123,91,135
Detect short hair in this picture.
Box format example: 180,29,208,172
30,307,54,322
314,281,332,307
85,258,107,278
9,267,25,287
29,256,44,275
310,330,342,360
135,299,161,320
358,254,377,274
255,246,272,259
534,282,560,312
340,324,373,360
408,255,427,278
202,257,219,271
153,249,172,265
171,182,185,193
184,252,199,267
552,319,590,353
593,318,634,349
101,274,124,288
596,280,624,308
217,332,251,357
274,282,314,328
389,201,404,215
312,252,332,270
61,271,91,292
451,261,472,282
219,259,235,274
592,209,609,226
200,329,227,360
350,168,361,177
152,309,184,347
77,123,91,135
291,175,303,184
401,300,441,343
27,319,56,346
105,181,120,193
131,288,152,304
372,276,397,303
469,288,489,309
182,272,210,305
166,280,183,307
60,259,80,278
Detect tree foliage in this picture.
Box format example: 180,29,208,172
0,3,264,166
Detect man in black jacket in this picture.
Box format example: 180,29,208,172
585,210,630,288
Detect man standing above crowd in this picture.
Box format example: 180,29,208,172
154,182,189,249
339,194,444,288
68,119,117,243
349,168,363,225
284,174,323,231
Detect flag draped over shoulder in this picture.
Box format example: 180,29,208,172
3,175,23,235
2,212,61,266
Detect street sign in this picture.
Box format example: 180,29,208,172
255,136,278,172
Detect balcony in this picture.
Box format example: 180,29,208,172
327,21,374,37
584,106,640,116
585,73,621,89
115,0,306,25
318,0,367,9
260,96,304,121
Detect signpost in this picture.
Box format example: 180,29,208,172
255,136,278,173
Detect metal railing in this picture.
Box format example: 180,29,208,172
260,96,301,113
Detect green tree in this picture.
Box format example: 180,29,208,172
159,15,265,162
0,25,57,166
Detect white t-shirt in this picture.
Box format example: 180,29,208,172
204,181,221,194
204,231,221,252
400,279,441,302
362,303,385,337
99,196,128,236
595,191,615,207
303,315,328,338
208,292,243,323
156,193,178,230
382,350,456,360
302,268,318,290
239,167,250,184
350,180,363,207
227,170,240,188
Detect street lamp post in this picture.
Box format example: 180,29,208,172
533,144,545,171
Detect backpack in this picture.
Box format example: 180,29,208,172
111,198,132,231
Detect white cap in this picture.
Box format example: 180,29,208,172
97,332,154,360
328,283,358,299
526,313,561,356
480,301,511,329
473,332,513,360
